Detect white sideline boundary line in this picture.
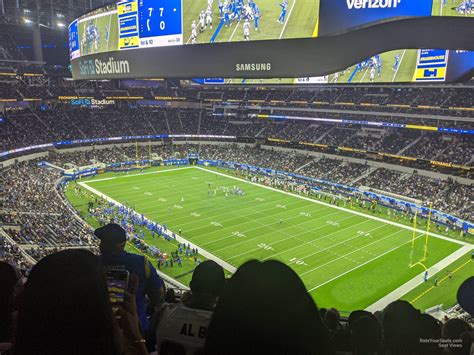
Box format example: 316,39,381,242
78,166,471,305
106,10,113,52
85,166,194,183
392,49,406,82
196,167,473,303
308,231,424,292
300,227,405,277
366,244,474,312
228,20,240,42
280,0,296,39
194,167,469,247
78,180,237,274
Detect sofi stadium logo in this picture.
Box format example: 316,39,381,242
79,58,130,76
346,0,401,9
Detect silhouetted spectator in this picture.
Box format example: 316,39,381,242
13,249,146,355
204,260,334,355
442,318,472,355
0,261,21,350
350,315,381,355
382,300,444,355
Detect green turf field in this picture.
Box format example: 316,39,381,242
327,49,418,84
183,0,319,45
71,165,469,311
78,10,119,56
432,0,474,16
401,251,474,312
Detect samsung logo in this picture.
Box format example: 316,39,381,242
79,58,130,76
346,0,401,9
235,63,272,72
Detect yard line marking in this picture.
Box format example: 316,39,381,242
194,167,469,247
360,66,369,82
86,166,194,183
227,215,369,261
392,49,406,82
300,228,405,277
143,192,311,231
280,0,297,39
189,204,332,246
106,10,112,51
219,210,358,258
77,180,237,273
307,231,423,292
266,222,387,263
367,245,474,312
228,21,240,42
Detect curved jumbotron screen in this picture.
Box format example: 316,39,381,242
69,0,474,81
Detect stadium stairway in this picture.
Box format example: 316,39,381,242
0,228,35,264
314,126,335,143
396,135,423,155
42,161,66,172
294,159,315,173
351,166,378,185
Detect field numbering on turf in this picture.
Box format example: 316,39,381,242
232,231,246,238
289,257,308,266
257,243,274,251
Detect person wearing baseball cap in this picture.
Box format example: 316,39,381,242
95,223,164,333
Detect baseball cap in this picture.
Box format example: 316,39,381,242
94,223,127,245
190,260,225,296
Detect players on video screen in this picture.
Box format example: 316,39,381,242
81,20,101,53
80,18,112,55
190,0,281,44
330,53,401,83
454,0,473,15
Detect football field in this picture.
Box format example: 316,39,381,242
183,0,319,45
327,49,418,84
75,165,468,311
78,11,119,56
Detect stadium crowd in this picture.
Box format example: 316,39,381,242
1,144,472,272
1,247,473,355
1,23,474,355
1,107,472,174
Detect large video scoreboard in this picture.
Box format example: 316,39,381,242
69,0,474,81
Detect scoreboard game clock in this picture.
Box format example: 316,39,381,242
138,0,183,48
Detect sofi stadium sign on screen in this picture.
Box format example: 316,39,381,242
69,0,474,59
69,0,474,80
